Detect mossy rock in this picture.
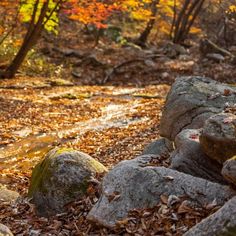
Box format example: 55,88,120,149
48,78,74,86
28,148,107,216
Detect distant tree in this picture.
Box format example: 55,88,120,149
136,0,160,47
173,0,205,43
1,0,61,78
0,0,122,79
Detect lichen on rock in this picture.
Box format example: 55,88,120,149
28,147,107,216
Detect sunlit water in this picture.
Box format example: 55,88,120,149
0,93,150,172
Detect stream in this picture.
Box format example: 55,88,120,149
0,83,169,185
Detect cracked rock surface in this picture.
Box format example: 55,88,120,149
87,155,235,228
160,76,236,140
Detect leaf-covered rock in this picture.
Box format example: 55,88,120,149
28,148,107,216
88,155,235,228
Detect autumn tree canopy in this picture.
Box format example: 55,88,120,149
0,0,235,78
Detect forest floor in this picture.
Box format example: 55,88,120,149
0,35,235,235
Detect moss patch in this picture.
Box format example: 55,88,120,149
28,147,107,198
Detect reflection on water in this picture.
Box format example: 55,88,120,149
0,102,149,171
0,134,59,171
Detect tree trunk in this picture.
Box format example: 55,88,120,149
174,0,199,43
173,0,191,43
1,0,49,79
136,0,159,47
185,0,205,41
173,0,205,44
170,0,177,39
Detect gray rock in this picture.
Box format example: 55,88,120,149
142,138,173,156
0,184,19,203
164,42,188,58
184,196,236,236
170,129,225,184
160,76,236,140
222,156,236,186
87,156,235,228
206,53,225,62
0,223,13,236
200,113,236,164
28,148,107,216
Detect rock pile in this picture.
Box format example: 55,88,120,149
88,77,236,234
28,76,236,235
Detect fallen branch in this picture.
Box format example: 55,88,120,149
102,54,162,84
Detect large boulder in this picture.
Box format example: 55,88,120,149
170,129,225,184
0,224,13,236
184,196,236,236
87,155,235,228
28,148,107,216
0,184,19,203
142,137,174,156
160,76,236,140
199,113,236,164
222,156,236,186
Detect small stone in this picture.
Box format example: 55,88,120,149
170,129,225,184
206,53,225,62
0,184,19,203
0,223,13,236
161,72,170,79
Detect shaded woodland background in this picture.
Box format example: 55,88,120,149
0,0,235,84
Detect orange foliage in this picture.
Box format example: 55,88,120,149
65,0,123,28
